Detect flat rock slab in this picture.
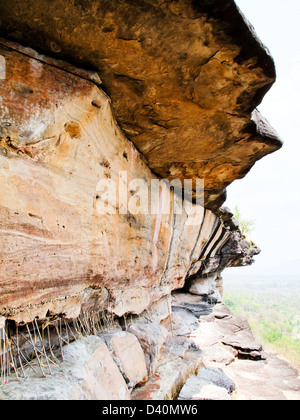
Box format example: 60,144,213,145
197,303,265,360
200,343,238,366
172,303,212,318
224,356,300,401
179,367,235,401
222,335,263,354
185,303,300,400
172,292,214,319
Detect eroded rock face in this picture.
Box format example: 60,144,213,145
0,1,281,324
0,0,282,212
0,1,292,401
0,42,236,323
1,293,299,401
0,336,131,400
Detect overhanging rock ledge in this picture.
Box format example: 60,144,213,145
0,0,282,213
0,0,289,401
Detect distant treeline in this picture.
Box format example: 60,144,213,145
223,276,300,369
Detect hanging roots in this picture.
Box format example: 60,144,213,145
0,309,119,386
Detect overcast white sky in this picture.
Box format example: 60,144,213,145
224,0,300,277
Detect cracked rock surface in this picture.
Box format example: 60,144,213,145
0,0,282,211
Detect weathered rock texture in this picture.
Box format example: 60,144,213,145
179,367,235,400
102,330,148,389
0,0,282,212
1,291,299,400
0,0,288,401
0,39,257,324
185,298,300,400
0,336,131,400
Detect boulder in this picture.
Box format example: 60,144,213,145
179,381,232,401
137,295,172,324
196,367,235,393
101,330,148,389
0,336,130,400
63,337,130,400
163,335,195,359
128,322,168,376
132,346,203,401
169,307,199,336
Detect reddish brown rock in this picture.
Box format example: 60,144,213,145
0,1,281,325
0,43,234,323
0,0,282,212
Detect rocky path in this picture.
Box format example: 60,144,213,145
133,292,300,401
172,294,300,400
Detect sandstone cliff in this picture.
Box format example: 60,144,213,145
0,0,282,212
0,0,282,324
0,35,266,325
0,0,290,400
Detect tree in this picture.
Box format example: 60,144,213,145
234,206,256,238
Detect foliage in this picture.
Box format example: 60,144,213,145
234,205,256,238
224,276,300,369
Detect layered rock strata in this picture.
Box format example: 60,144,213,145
0,0,286,400
0,40,257,324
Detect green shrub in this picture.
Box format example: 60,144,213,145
234,206,256,238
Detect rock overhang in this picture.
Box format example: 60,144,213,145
0,1,295,397
0,0,283,213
